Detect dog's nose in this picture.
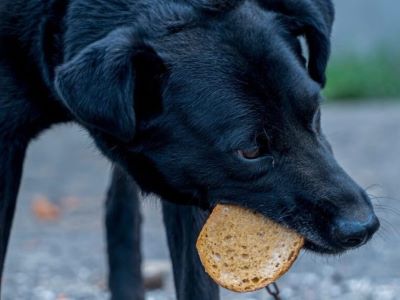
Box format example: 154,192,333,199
332,215,380,249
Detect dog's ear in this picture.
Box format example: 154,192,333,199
301,0,334,87
298,15,331,87
55,28,166,142
257,0,334,87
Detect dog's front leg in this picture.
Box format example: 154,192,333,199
105,166,144,300
162,203,220,300
0,139,28,295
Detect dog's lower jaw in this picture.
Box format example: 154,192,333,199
303,239,348,255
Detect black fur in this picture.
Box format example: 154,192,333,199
163,202,219,299
106,167,144,300
0,0,379,299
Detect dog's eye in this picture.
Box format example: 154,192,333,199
237,147,261,160
237,133,272,160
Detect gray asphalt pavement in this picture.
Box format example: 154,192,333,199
3,102,400,300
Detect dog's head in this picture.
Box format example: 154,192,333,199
55,0,379,254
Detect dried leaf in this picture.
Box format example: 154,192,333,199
32,195,61,221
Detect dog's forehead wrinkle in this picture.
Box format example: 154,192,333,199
225,17,283,66
164,81,261,150
223,35,314,110
188,0,245,12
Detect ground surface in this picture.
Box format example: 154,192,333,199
3,102,400,300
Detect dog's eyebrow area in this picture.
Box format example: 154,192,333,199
288,93,321,129
280,72,322,124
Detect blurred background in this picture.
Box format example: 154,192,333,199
326,0,400,100
3,1,400,299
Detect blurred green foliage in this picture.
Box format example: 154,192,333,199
324,53,400,100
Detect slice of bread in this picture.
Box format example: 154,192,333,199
196,204,304,292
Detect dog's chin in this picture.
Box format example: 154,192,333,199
303,239,346,255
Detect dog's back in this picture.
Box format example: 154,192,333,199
1,0,69,90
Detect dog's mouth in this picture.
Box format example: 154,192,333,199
206,200,374,255
206,202,346,255
259,212,353,255
281,219,370,255
276,217,347,255
303,238,344,254
278,223,346,255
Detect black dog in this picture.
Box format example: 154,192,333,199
0,0,379,299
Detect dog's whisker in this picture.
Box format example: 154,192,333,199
376,230,387,241
364,183,383,192
378,219,400,237
374,205,400,217
369,194,399,202
376,226,394,242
